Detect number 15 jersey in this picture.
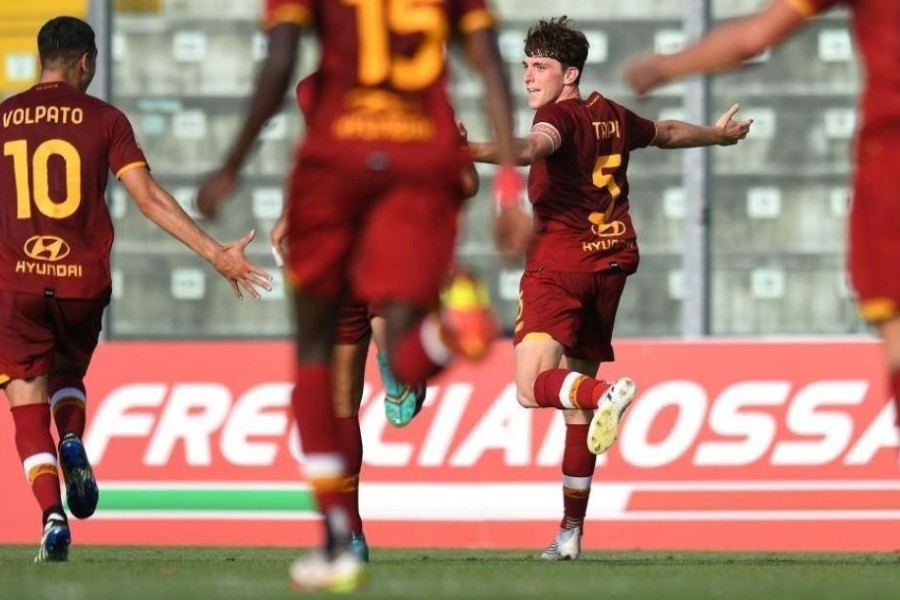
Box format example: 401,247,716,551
0,81,147,299
264,0,495,183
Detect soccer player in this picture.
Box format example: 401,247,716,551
195,0,529,591
0,17,271,562
467,17,751,560
625,0,900,455
267,73,480,564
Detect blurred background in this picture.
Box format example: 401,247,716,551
2,0,863,339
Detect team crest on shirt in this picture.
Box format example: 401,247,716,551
23,235,71,262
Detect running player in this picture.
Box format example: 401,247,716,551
196,0,528,591
0,17,270,562
468,16,751,560
625,0,900,459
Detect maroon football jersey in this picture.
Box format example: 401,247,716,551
787,0,900,134
265,0,495,182
526,92,657,273
0,81,147,299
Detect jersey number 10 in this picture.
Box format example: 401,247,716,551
344,0,448,91
4,139,82,220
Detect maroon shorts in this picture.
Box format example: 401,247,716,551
850,135,900,322
0,290,109,385
513,265,627,363
335,299,372,345
286,163,462,310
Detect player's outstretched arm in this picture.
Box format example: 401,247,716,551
625,0,807,95
120,167,273,299
196,24,302,218
652,103,753,149
469,134,553,167
462,27,532,259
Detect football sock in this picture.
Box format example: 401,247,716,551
12,404,62,514
533,369,612,410
292,364,353,546
391,315,449,384
49,375,87,439
335,416,363,534
560,423,596,530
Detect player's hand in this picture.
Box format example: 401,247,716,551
270,214,289,268
456,119,469,142
196,169,238,219
625,53,669,96
492,166,532,259
211,229,274,300
715,103,753,146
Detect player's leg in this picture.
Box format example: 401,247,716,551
514,269,627,420
541,356,600,561
371,315,427,427
0,291,70,561
284,166,364,591
331,302,372,562
354,183,488,385
50,296,109,521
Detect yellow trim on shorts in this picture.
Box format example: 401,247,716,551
859,298,899,323
115,161,146,179
785,0,821,18
459,9,495,33
522,332,554,342
264,4,312,30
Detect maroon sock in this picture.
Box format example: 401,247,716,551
559,423,596,530
335,416,363,534
49,375,86,438
391,317,447,384
11,404,62,514
534,369,612,410
291,363,353,534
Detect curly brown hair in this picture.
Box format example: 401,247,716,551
524,16,589,85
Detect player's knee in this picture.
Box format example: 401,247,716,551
516,383,537,408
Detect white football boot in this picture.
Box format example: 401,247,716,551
587,377,636,455
539,527,582,561
289,549,365,593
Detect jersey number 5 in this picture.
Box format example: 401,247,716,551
4,139,82,219
344,0,448,91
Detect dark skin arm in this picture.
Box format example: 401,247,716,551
196,24,301,218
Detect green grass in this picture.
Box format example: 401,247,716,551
4,546,900,599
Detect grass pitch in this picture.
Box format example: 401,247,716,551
3,546,900,599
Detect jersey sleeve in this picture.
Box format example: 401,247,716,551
451,0,496,35
107,110,148,180
615,102,657,152
784,0,842,18
531,102,577,154
263,0,313,31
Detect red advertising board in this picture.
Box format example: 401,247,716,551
2,339,899,551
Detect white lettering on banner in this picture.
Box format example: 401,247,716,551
419,384,471,466
360,384,414,467
694,382,789,466
451,384,530,467
83,377,896,471
145,384,232,466
620,381,706,468
221,383,292,466
536,416,568,467
772,381,867,465
845,402,899,464
86,384,168,462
